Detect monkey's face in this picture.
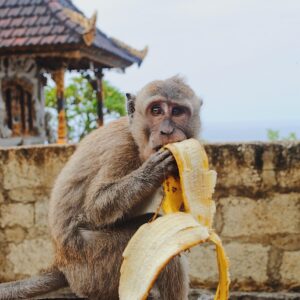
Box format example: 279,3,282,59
145,100,192,154
128,76,202,161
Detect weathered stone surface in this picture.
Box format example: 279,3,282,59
277,169,300,191
35,200,49,227
0,192,4,203
0,229,5,242
4,226,26,243
262,149,277,188
206,145,263,195
3,159,44,189
280,251,300,287
188,245,218,285
206,143,300,195
27,226,50,239
8,187,50,203
271,234,300,251
2,145,75,190
0,143,299,291
0,203,34,228
225,243,269,285
7,239,53,276
221,194,300,237
190,243,270,288
190,289,300,300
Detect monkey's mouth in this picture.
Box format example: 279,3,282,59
153,145,163,152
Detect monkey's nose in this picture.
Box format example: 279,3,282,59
160,128,175,136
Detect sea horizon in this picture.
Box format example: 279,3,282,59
201,120,300,142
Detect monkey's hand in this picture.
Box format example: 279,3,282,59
85,150,177,226
138,150,178,186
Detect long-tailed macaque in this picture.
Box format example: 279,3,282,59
0,76,202,300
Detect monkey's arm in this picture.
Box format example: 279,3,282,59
84,150,175,226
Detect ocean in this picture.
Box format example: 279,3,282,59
201,120,300,142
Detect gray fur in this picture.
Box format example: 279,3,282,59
0,77,201,300
0,269,67,299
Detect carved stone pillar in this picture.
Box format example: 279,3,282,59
52,68,67,144
95,70,104,127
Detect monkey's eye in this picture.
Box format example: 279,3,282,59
172,106,185,116
151,104,163,116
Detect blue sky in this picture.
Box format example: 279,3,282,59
72,0,300,139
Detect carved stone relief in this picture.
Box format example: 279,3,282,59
0,57,45,144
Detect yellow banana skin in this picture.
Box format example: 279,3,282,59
119,139,230,300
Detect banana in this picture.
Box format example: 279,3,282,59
163,139,217,228
119,139,230,300
120,213,210,300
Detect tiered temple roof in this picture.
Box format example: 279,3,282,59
0,0,147,70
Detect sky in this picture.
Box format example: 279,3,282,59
72,0,300,140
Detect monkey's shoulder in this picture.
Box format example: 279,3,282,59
62,117,140,179
79,117,137,156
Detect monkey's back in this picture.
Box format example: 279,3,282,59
48,117,140,253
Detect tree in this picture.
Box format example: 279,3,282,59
267,129,298,141
45,75,126,142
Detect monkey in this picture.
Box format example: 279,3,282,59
0,76,202,300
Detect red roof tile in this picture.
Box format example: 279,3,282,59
0,0,145,66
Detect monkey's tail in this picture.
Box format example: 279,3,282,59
0,268,68,300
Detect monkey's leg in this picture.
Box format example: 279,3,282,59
156,254,189,300
61,216,153,300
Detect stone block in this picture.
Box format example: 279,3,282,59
4,226,26,243
225,243,269,284
188,244,218,285
0,203,34,228
3,158,46,189
271,234,300,251
35,200,49,227
280,251,300,287
205,144,263,195
7,239,54,276
277,169,300,191
8,187,50,203
221,194,300,237
189,242,269,288
2,146,74,190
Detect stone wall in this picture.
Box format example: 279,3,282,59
0,143,299,292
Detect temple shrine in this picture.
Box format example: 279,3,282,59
0,0,147,146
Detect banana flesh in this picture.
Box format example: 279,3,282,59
120,213,210,300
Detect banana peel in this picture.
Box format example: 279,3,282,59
163,139,217,228
119,139,230,300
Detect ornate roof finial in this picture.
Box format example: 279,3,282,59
63,9,97,46
111,38,148,64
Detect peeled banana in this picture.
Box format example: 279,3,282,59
119,139,230,300
163,139,217,228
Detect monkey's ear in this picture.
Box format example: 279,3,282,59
126,93,136,120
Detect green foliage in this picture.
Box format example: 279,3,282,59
103,81,126,116
267,129,298,141
45,75,126,141
267,129,280,141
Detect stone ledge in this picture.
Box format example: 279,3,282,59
1,141,299,196
32,288,300,300
190,289,300,300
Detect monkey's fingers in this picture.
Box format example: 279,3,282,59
154,149,173,162
163,156,178,177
